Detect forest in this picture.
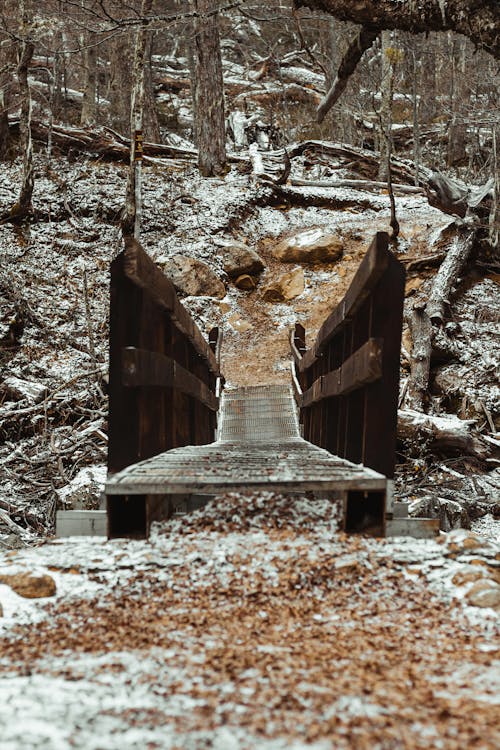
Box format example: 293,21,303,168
0,1,499,748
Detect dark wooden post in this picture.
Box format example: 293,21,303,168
108,252,142,474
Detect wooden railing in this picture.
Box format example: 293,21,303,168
291,231,405,481
107,238,221,536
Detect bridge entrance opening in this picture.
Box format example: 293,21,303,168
108,495,146,539
344,490,386,536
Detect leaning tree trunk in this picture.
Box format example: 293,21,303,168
193,0,227,176
121,0,152,240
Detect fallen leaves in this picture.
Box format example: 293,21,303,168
0,496,498,748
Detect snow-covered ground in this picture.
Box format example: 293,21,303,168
0,494,498,749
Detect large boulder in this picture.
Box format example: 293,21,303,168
271,227,343,263
217,240,265,278
262,267,304,302
161,256,226,299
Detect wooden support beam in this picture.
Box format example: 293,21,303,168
301,338,383,407
122,347,218,411
123,238,219,376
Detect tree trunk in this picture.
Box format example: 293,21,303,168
5,0,35,221
81,33,98,126
378,30,392,181
490,126,499,251
109,33,132,136
121,0,152,240
193,0,227,177
0,52,12,160
143,30,160,142
406,301,432,412
411,51,421,186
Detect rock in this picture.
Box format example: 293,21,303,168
217,240,265,278
409,496,470,531
1,376,47,404
219,301,232,314
334,555,359,571
234,274,256,291
262,267,304,302
161,255,226,299
227,314,252,333
56,465,106,510
271,227,343,264
465,580,500,609
0,573,56,598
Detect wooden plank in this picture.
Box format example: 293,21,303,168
122,347,218,411
385,518,439,539
290,332,304,368
296,233,389,372
123,238,219,376
290,362,303,406
301,338,383,407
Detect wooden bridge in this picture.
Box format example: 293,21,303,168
105,232,437,539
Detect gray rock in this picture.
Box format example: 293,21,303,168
271,227,343,263
161,255,226,299
262,267,304,302
217,240,265,279
409,495,470,531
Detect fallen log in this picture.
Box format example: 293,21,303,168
287,140,432,187
406,301,432,412
267,183,382,211
426,227,476,324
8,118,199,163
398,409,491,460
291,177,423,195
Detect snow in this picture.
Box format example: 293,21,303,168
0,493,498,748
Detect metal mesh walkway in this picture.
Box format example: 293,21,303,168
106,385,386,496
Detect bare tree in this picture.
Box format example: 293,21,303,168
1,0,35,221
192,0,227,176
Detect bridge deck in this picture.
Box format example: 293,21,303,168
105,385,386,496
